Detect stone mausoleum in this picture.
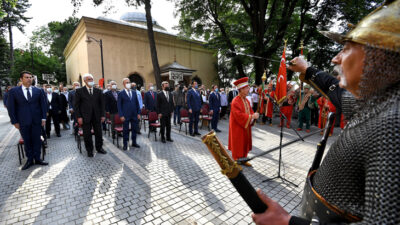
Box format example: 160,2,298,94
64,12,218,89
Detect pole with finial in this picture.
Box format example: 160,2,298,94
299,40,304,104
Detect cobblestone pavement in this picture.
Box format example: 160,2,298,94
0,103,340,225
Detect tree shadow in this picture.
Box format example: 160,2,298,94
152,143,226,214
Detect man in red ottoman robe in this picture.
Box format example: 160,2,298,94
228,77,259,167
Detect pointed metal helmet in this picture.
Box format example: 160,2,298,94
320,0,400,53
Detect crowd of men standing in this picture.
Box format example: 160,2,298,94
2,69,341,171
2,72,243,170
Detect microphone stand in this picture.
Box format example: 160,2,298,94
262,93,299,187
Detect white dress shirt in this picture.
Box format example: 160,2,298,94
47,93,53,109
163,90,169,101
86,86,93,95
125,89,132,98
22,85,32,101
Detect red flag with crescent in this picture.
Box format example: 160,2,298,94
275,45,287,104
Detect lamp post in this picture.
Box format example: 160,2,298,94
86,36,105,88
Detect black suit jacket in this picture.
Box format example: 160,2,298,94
156,91,174,116
104,90,119,114
228,90,238,104
46,92,62,113
74,86,105,122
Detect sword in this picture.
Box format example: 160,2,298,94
227,51,295,66
202,131,268,213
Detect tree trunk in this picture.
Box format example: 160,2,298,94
7,15,14,74
144,0,162,90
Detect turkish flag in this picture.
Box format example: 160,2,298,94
275,47,287,104
99,78,104,88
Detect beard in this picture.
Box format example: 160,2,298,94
333,65,347,88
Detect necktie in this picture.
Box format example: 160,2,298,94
26,88,31,101
89,88,92,95
151,91,154,100
165,92,169,102
128,90,132,99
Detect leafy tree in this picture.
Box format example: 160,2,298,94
0,0,16,18
0,0,31,74
10,47,65,84
175,0,382,84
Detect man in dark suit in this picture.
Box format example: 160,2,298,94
157,81,174,143
187,81,202,136
209,84,222,132
227,86,238,117
144,83,157,131
68,82,80,135
105,81,119,139
74,74,106,157
144,83,157,111
117,78,141,150
45,84,62,138
7,71,48,170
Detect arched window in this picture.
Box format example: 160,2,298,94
128,73,144,89
191,76,202,85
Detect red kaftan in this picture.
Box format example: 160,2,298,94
265,91,274,118
228,96,254,160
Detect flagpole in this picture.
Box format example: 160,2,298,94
299,41,304,104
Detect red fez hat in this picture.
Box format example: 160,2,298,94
233,77,249,89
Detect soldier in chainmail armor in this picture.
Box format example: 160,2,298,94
252,1,400,224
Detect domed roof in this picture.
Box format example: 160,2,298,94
120,12,157,25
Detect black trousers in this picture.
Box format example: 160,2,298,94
46,110,60,136
82,115,103,153
220,106,228,118
160,114,171,140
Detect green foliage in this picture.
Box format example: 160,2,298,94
174,0,382,84
0,0,31,33
0,35,10,76
31,17,79,58
10,47,65,84
0,0,16,18
28,17,79,84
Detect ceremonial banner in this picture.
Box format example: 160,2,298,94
99,78,104,88
275,42,287,104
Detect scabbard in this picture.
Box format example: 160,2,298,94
202,130,268,214
230,171,268,213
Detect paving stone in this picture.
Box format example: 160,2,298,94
0,106,340,224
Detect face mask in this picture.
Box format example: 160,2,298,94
107,87,111,90
74,85,80,89
131,86,137,91
150,86,154,91
165,87,170,92
194,85,198,89
125,83,131,89
47,88,52,93
215,89,218,93
54,89,59,93
111,85,117,89
87,81,95,87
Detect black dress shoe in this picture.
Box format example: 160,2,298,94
194,132,201,136
136,131,142,135
215,129,222,133
167,139,174,142
131,143,140,148
56,134,61,137
190,133,195,137
47,134,50,138
21,161,34,170
34,159,49,165
97,148,107,154
88,152,94,157
161,139,166,143
123,146,127,151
